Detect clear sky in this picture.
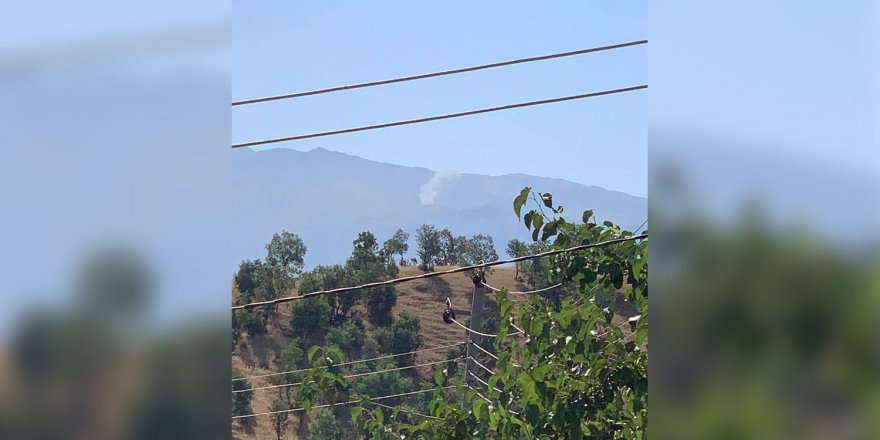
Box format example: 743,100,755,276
233,1,647,197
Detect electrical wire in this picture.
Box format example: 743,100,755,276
231,85,647,148
232,40,647,106
370,401,443,420
482,281,563,295
233,341,465,382
233,358,463,394
451,318,523,338
231,386,455,420
467,369,502,394
233,233,647,310
469,356,496,376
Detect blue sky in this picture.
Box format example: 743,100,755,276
233,1,647,197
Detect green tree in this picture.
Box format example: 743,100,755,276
289,297,332,343
265,230,307,278
326,317,366,355
269,397,289,440
383,228,410,265
506,239,529,280
364,286,397,327
437,227,456,265
301,265,357,322
374,312,422,366
277,338,306,404
415,224,441,271
307,408,342,440
231,370,254,424
457,234,499,276
233,259,263,301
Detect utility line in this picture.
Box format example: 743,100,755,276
451,318,522,338
470,356,496,377
233,341,465,382
482,281,563,295
231,40,647,106
231,386,455,420
370,401,443,420
233,358,462,394
231,85,647,148
232,233,647,310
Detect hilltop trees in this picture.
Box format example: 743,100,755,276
383,228,410,265
265,230,307,278
506,238,528,280
415,224,441,271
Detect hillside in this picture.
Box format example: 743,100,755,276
231,147,646,269
232,265,637,440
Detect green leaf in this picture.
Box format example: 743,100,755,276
524,211,535,230
351,406,363,425
434,366,445,386
541,220,558,241
302,396,312,412
473,398,486,420
531,216,544,241
514,187,531,218
582,210,594,224
307,345,320,363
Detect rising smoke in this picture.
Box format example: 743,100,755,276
419,169,460,205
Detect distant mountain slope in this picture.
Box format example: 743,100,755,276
232,148,646,268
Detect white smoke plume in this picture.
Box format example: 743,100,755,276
419,169,460,205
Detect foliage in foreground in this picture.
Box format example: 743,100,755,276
301,188,648,439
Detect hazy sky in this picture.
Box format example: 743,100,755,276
233,1,647,197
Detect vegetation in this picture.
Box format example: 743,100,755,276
231,188,647,439
231,370,255,424
303,188,649,439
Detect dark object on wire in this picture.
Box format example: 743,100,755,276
443,297,456,324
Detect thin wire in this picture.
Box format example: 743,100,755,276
508,321,526,335
231,40,647,106
370,401,443,420
233,341,465,382
233,358,462,394
451,318,522,338
466,384,493,404
231,85,647,148
470,356,496,376
469,341,499,361
232,386,455,419
469,340,521,369
482,281,563,295
468,370,503,393
233,233,647,310
633,218,649,234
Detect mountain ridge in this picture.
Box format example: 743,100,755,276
232,148,646,268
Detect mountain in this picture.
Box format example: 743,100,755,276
232,147,646,268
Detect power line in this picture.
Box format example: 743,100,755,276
466,384,493,404
232,233,647,310
233,358,463,394
468,341,498,361
231,40,647,106
231,85,647,148
482,281,563,295
233,341,465,382
370,401,443,420
467,369,503,394
451,318,522,339
469,341,521,368
470,356,495,376
232,386,455,420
